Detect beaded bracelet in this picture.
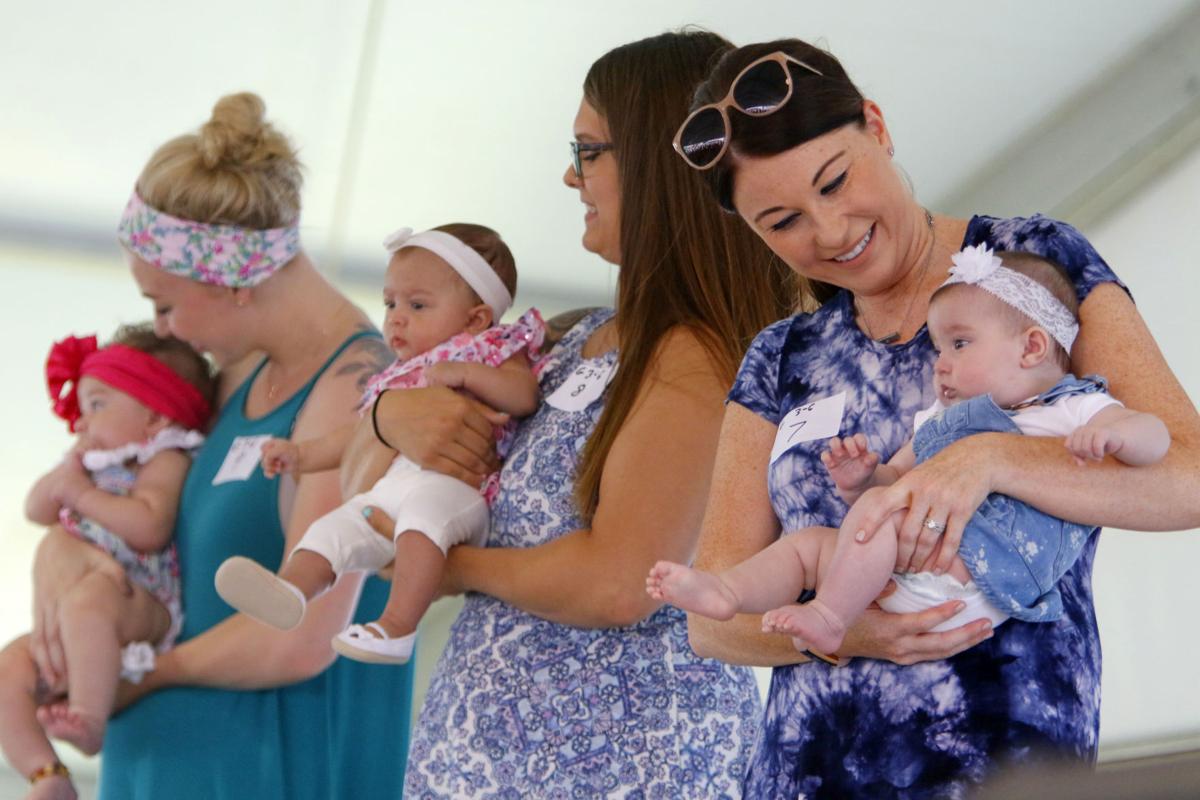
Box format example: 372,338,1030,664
29,761,70,784
371,391,398,451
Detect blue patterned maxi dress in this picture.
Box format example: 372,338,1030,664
405,309,762,799
729,215,1126,799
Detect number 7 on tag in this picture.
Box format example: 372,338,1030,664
769,392,846,464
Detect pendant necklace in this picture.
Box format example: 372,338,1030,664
858,208,935,345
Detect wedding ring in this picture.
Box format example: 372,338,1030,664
923,517,946,534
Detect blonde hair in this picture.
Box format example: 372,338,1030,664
136,92,303,228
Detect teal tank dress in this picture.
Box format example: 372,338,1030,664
100,332,413,799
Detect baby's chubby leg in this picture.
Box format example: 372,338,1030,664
762,488,906,653
0,635,76,798
43,571,169,756
216,495,393,630
647,526,837,620
370,531,444,640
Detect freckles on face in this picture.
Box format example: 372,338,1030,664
730,123,906,290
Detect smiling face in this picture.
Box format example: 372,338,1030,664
74,375,164,451
129,254,245,363
926,286,1036,408
383,248,490,361
728,103,929,297
563,98,621,265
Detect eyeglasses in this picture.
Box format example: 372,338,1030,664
672,52,823,171
569,140,614,180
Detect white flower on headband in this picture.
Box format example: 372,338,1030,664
383,227,415,253
948,244,1004,284
941,243,1080,353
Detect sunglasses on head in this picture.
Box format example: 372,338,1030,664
673,51,824,171
569,140,614,180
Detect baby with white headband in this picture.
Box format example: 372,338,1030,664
648,245,1169,659
215,223,543,665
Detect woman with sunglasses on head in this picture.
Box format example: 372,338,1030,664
361,30,795,797
29,93,414,798
675,39,1200,796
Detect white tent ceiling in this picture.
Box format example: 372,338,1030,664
1,0,1196,309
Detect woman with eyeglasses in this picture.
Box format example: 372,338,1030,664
676,38,1200,796
359,29,795,797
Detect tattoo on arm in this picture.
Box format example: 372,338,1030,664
334,329,395,402
544,308,602,348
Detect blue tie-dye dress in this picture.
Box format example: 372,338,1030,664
729,215,1125,799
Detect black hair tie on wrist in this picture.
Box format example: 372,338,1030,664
371,391,398,451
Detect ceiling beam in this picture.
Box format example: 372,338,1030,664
938,3,1200,229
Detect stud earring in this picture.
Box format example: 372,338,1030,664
887,145,895,157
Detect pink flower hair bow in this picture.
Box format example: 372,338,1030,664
46,334,99,431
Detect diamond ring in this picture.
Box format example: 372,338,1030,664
923,518,946,534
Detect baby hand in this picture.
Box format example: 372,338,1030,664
260,438,301,478
52,451,93,507
820,434,880,492
1065,423,1123,465
424,362,467,390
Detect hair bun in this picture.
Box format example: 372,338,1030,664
198,92,290,170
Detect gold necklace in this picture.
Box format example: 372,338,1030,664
858,208,935,345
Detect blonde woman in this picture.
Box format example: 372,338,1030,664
29,94,413,799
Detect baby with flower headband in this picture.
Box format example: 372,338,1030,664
648,245,1170,659
215,223,543,665
0,323,213,796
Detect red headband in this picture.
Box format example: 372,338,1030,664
45,334,211,432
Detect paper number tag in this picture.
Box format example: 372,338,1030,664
212,435,272,485
769,392,846,464
545,361,616,411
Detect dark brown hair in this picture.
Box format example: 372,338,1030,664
691,39,866,216
433,222,518,298
108,322,217,411
573,29,802,521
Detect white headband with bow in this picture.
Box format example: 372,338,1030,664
383,227,512,319
941,244,1078,352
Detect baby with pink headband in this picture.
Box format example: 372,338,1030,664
216,223,543,665
0,323,213,799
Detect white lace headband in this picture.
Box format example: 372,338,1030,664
383,227,512,319
941,244,1079,352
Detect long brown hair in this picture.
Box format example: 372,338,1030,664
573,30,804,520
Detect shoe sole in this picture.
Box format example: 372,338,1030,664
214,556,304,630
330,630,414,665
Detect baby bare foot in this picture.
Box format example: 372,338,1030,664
26,774,77,800
761,600,847,655
37,704,105,756
645,561,739,620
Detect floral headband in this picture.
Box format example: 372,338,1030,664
117,191,300,287
941,244,1079,352
383,227,513,319
46,334,211,432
